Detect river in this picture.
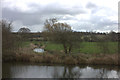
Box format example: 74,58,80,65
2,62,120,78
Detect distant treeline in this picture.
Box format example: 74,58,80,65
12,31,119,42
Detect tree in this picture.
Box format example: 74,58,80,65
2,20,19,55
108,31,118,41
43,18,79,54
2,20,13,52
95,34,109,54
18,27,31,33
18,27,31,41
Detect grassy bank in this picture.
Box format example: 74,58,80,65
3,52,119,65
33,41,118,54
16,41,118,54
3,41,119,65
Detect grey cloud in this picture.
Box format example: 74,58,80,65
72,14,118,32
12,21,44,32
86,2,101,14
28,2,86,15
86,2,97,9
42,3,86,15
2,1,118,32
12,20,24,32
29,24,44,32
89,15,117,27
2,1,86,25
60,15,77,21
2,8,44,25
2,8,46,32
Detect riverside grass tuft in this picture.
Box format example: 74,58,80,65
3,51,119,65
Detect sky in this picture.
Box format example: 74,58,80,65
2,0,120,32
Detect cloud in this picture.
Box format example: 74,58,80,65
2,0,119,32
42,3,86,15
2,8,45,25
86,2,97,9
12,21,44,32
12,20,24,32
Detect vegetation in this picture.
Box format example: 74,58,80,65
5,50,119,65
2,20,20,61
43,18,80,54
1,19,119,65
44,41,118,54
14,40,118,54
18,27,31,33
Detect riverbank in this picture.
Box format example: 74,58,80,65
3,51,119,65
2,42,119,66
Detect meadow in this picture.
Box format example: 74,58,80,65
20,41,118,54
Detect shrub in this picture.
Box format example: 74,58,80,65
77,56,87,64
64,56,78,65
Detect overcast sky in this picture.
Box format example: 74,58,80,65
2,0,119,32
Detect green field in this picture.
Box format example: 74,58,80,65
44,42,118,54
20,41,118,54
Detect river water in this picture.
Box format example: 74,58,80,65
2,62,120,78
33,48,44,53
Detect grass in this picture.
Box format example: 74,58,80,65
45,42,63,51
16,41,31,48
3,40,119,65
74,42,101,54
44,41,118,54
16,41,118,54
4,52,119,65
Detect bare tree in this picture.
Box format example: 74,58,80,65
43,18,78,54
1,20,19,56
2,20,13,52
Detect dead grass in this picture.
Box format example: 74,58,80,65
64,56,78,65
88,54,119,65
3,47,119,65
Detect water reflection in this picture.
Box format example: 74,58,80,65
33,48,44,53
2,62,120,78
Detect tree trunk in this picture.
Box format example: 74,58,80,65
68,44,72,54
63,44,68,54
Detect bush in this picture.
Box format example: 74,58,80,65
77,56,87,64
2,20,20,61
64,56,78,65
